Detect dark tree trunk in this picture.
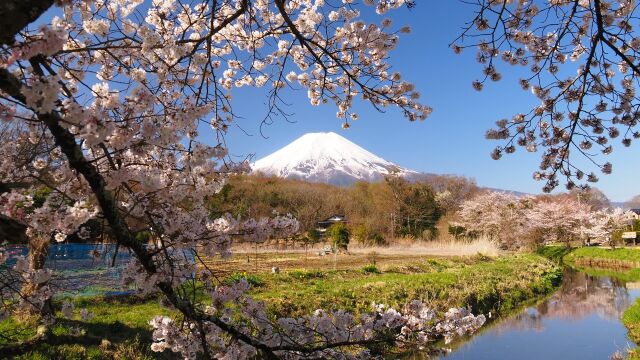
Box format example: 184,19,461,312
0,0,54,45
21,237,53,316
0,214,28,243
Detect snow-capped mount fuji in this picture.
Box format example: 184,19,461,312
251,132,417,185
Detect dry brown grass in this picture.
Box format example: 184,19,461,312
201,252,429,275
349,237,502,257
201,236,502,275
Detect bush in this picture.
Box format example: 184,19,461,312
362,264,380,274
352,224,369,245
421,228,438,241
134,231,151,243
328,223,350,251
370,233,387,246
448,224,466,238
305,228,320,243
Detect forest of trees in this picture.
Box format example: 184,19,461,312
208,173,479,245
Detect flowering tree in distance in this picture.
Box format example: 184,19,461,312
455,191,633,249
455,0,640,192
454,191,532,249
0,0,486,358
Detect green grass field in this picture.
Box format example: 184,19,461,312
0,253,560,359
250,254,560,317
565,247,640,264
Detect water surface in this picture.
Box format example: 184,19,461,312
439,269,639,360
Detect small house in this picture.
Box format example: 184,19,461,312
316,214,347,237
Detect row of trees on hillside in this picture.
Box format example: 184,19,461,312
454,191,635,250
208,174,479,245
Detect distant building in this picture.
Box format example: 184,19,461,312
316,215,347,236
631,209,640,220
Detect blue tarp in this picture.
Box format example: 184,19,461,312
3,243,195,296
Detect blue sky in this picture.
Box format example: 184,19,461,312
220,2,639,202
35,2,638,202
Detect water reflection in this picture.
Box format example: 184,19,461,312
436,269,639,360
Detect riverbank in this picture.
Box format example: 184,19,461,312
565,247,640,269
624,301,640,360
540,246,640,359
249,254,560,317
0,253,560,359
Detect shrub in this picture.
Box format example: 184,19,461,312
370,233,387,246
305,228,320,243
135,231,151,243
448,224,466,239
352,224,369,245
362,264,380,274
328,223,350,251
421,228,438,241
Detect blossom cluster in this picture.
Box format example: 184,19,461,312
1,0,428,253
0,251,52,319
148,280,485,359
455,0,640,191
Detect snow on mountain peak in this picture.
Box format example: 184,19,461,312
251,132,416,185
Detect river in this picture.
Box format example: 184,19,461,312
437,269,639,359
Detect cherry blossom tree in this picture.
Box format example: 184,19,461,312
456,0,640,192
0,0,483,358
456,190,632,249
454,191,533,249
585,207,635,245
525,198,592,246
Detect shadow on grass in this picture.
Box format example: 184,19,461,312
0,294,174,360
1,318,167,360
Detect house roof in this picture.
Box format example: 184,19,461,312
319,214,346,222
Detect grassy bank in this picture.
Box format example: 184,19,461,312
0,253,560,359
564,247,640,269
535,246,573,263
250,254,560,317
0,294,172,360
623,300,640,360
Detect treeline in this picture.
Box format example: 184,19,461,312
207,174,479,244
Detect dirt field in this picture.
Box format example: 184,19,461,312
201,251,434,275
